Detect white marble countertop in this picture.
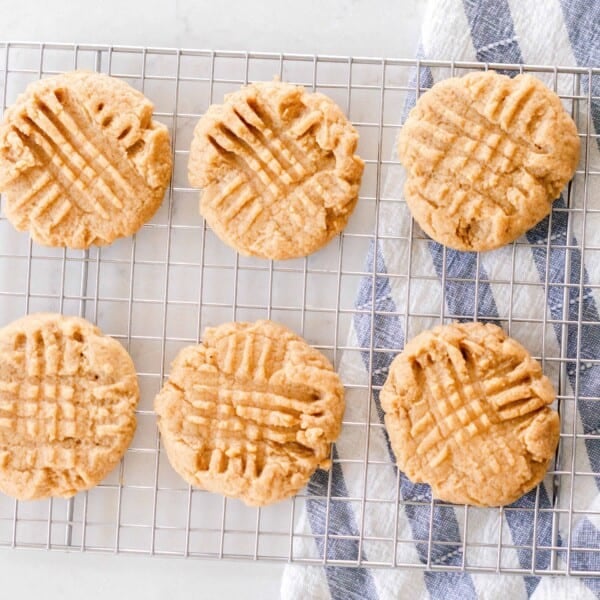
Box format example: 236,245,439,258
0,1,426,598
2,0,426,57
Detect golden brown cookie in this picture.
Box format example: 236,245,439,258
188,81,364,260
0,71,172,248
398,71,580,251
0,313,139,500
154,320,344,506
380,322,559,506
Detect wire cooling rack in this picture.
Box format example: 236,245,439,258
0,42,599,578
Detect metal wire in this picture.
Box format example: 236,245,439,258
0,42,598,576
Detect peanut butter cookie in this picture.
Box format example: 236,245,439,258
188,81,364,259
380,322,559,506
0,313,139,500
0,71,172,248
154,320,344,506
398,72,579,251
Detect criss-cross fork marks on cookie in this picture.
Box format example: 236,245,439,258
411,339,550,473
184,335,326,473
0,314,138,500
189,81,363,259
155,321,345,506
381,322,560,506
398,71,580,251
0,71,172,248
206,100,330,237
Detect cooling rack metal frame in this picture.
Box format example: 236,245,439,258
0,41,599,578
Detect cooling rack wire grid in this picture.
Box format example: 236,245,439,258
0,42,598,577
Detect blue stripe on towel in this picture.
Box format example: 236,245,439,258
570,517,600,596
306,444,380,600
559,0,600,151
463,0,522,64
428,245,498,322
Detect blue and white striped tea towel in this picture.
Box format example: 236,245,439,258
281,0,600,598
